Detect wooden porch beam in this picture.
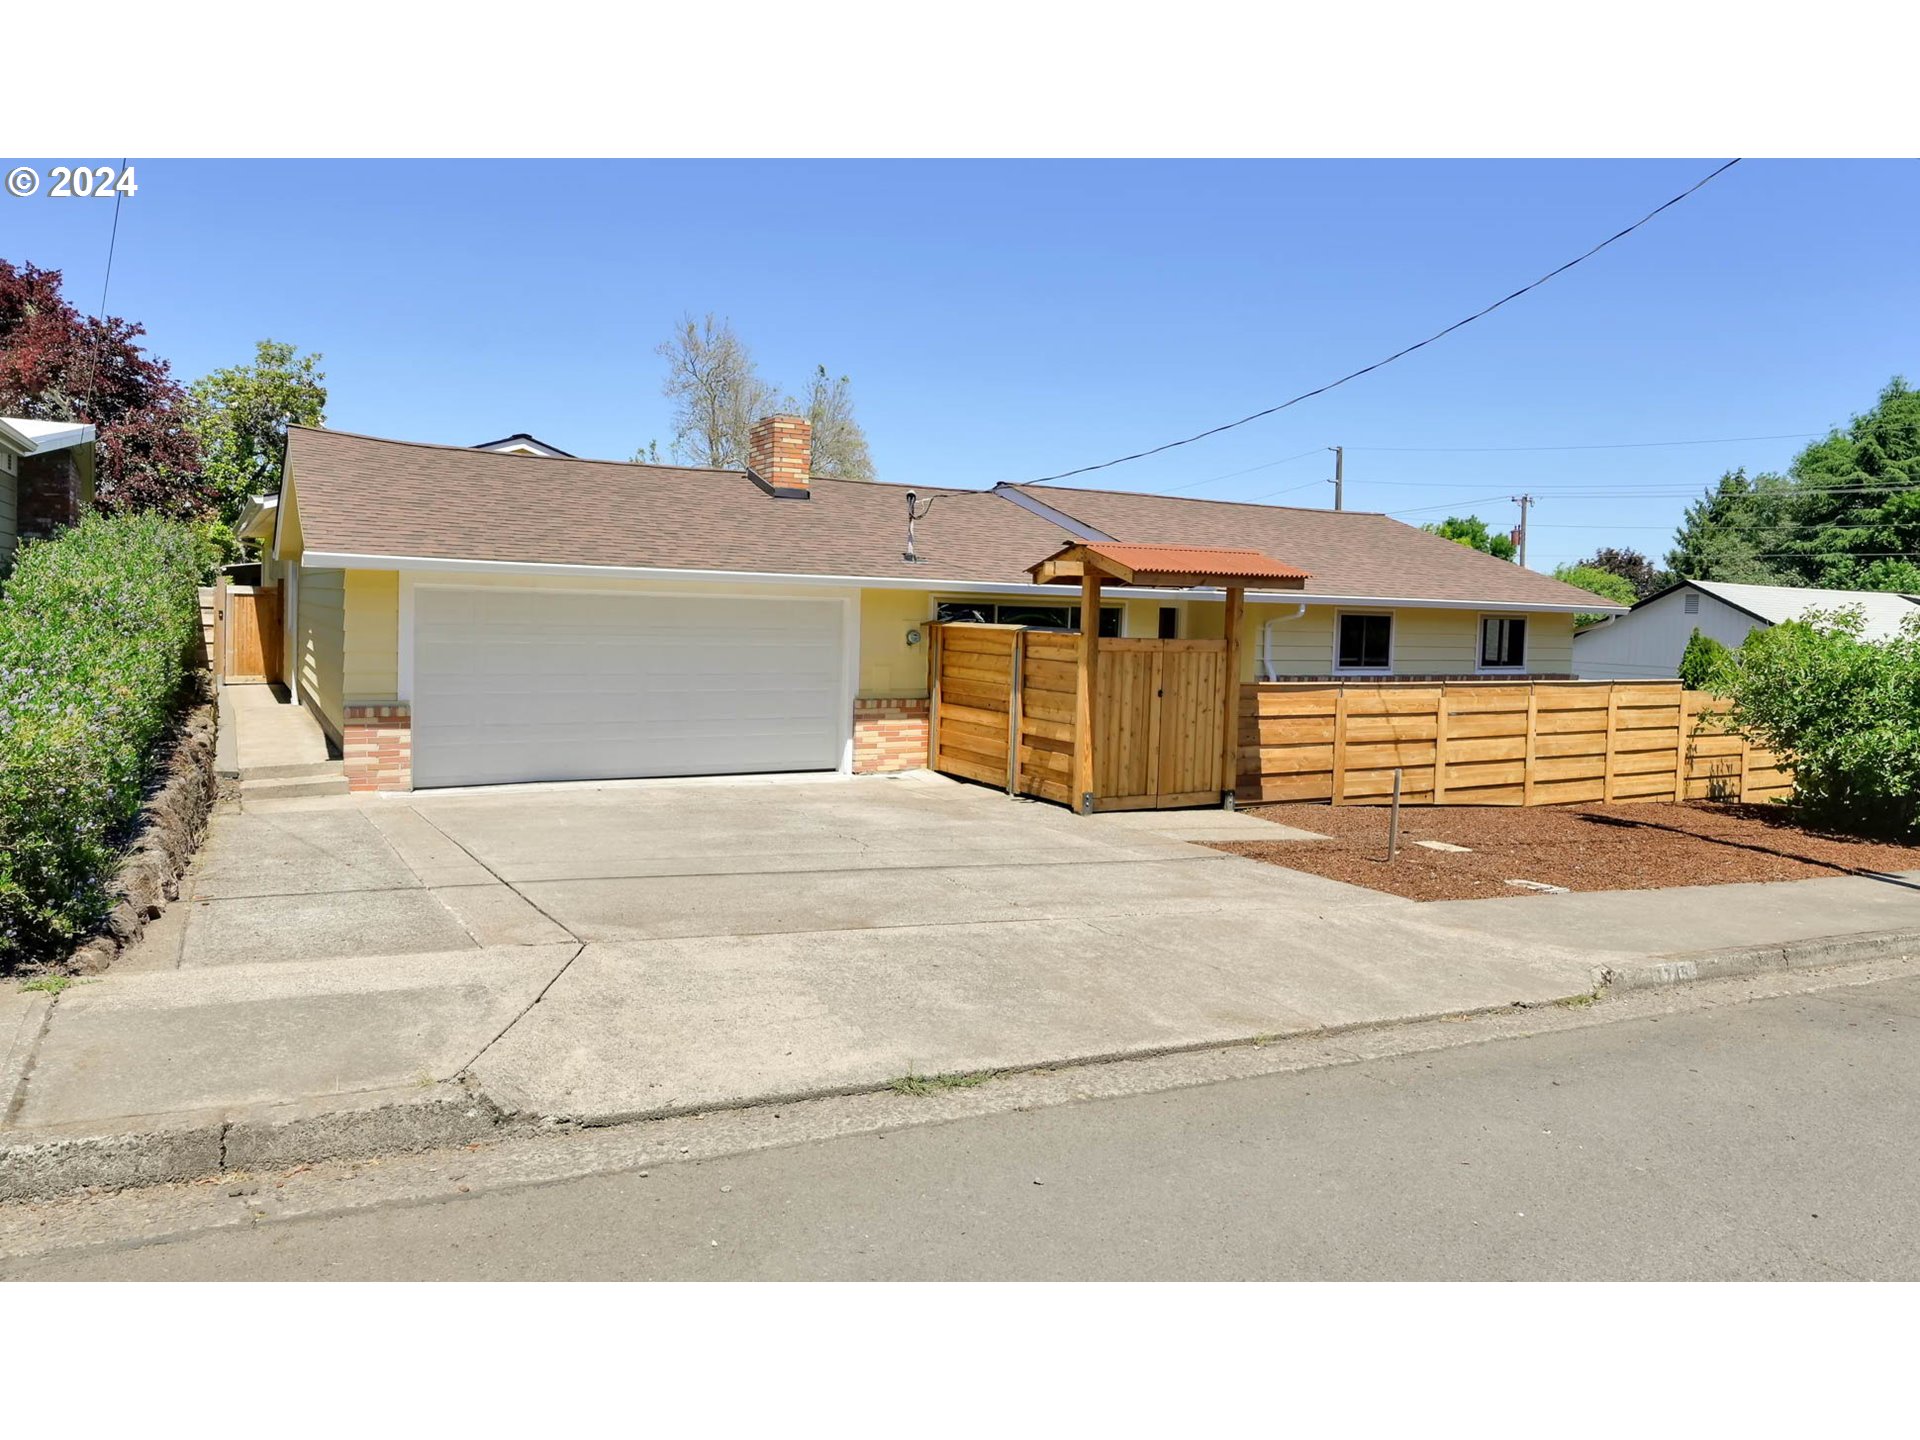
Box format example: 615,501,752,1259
1072,570,1101,813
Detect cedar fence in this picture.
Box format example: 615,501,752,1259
1237,680,1791,808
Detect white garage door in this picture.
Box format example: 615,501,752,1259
411,587,847,788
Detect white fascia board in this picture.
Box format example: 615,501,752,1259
0,418,95,454
297,551,1628,613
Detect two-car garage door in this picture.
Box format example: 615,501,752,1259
410,588,847,789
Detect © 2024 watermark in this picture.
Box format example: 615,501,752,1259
6,164,139,199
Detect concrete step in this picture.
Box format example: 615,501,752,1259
240,759,347,782
240,773,350,800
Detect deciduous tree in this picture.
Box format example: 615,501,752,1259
0,260,202,516
656,313,778,469
1422,514,1516,562
187,339,326,524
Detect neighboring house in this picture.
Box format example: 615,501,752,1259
471,433,576,459
0,417,96,574
265,416,1621,792
1574,579,1920,680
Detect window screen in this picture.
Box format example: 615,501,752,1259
1480,616,1526,669
1336,613,1391,670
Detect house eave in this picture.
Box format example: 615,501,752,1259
295,550,1627,612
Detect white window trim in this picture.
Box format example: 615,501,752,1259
1332,610,1395,675
1476,612,1529,673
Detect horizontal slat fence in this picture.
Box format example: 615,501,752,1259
928,623,1082,806
1238,680,1791,808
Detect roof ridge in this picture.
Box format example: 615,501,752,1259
290,425,992,497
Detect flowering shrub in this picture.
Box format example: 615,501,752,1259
0,514,207,968
1723,607,1920,839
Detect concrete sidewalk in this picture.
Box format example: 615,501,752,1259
7,772,1920,1199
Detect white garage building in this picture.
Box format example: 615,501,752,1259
1573,579,1920,680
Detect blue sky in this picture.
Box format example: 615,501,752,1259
6,158,1914,572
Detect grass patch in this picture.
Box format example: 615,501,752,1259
1557,991,1599,1009
889,1069,998,1096
17,975,83,996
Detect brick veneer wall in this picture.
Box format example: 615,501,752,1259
343,702,411,792
17,448,88,541
853,697,929,774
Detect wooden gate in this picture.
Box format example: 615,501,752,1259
929,623,1231,811
1093,639,1230,810
220,583,283,684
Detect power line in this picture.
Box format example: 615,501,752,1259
1160,448,1323,493
1017,158,1742,487
79,158,129,420
1347,431,1816,454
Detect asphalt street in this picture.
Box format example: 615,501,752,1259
10,970,1919,1280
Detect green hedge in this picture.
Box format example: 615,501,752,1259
1721,607,1920,839
0,514,208,968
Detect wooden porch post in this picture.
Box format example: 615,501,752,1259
1073,570,1102,813
1220,585,1244,807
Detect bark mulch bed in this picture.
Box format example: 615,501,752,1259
1211,801,1920,902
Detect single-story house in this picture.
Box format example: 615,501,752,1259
0,416,96,574
261,416,1622,791
1573,578,1920,680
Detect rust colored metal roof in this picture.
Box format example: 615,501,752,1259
1076,542,1313,583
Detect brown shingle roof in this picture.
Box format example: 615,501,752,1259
286,427,1076,583
285,426,1622,610
1010,483,1615,609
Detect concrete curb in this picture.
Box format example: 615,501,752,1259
0,1085,511,1204
9,926,1920,1204
1599,927,1920,992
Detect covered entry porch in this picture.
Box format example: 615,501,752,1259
929,541,1311,814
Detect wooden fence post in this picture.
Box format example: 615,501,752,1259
1602,684,1620,803
1007,629,1024,796
1432,686,1449,804
1220,586,1244,807
1330,686,1350,806
212,574,229,684
1072,571,1101,814
1671,686,1688,801
1522,688,1539,807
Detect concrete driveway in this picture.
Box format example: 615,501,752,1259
21,773,1610,1139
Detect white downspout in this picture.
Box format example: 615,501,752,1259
1261,603,1309,681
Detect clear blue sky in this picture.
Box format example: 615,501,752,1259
7,159,1914,572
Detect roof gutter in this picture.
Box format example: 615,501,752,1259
296,550,1626,613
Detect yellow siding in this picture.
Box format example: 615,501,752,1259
296,566,344,738
344,570,400,700
859,588,934,699
1527,612,1575,672
1239,603,1578,681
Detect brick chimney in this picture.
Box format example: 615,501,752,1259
747,414,812,497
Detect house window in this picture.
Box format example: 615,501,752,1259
937,601,1122,636
1480,615,1527,669
1158,606,1179,639
1335,613,1392,671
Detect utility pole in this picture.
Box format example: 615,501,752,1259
1328,445,1344,511
1510,493,1534,568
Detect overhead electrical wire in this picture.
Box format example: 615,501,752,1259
1016,158,1743,487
